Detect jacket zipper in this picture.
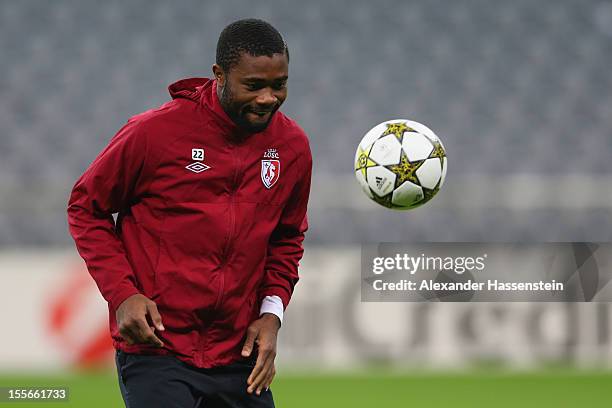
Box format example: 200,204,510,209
214,145,242,310
200,142,244,366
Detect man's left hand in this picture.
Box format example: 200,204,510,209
241,313,281,395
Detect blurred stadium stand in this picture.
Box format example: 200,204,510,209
1,0,611,245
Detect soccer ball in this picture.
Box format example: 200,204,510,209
354,119,447,210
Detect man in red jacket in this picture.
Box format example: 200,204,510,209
67,19,311,408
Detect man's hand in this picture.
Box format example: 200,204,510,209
116,294,165,347
241,313,281,395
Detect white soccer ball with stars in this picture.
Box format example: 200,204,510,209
354,119,447,210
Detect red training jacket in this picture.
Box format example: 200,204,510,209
67,78,312,368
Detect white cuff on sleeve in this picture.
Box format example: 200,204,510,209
259,295,284,325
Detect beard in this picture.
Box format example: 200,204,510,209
218,84,278,133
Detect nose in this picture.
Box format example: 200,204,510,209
255,89,278,107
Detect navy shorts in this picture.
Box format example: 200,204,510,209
115,350,275,408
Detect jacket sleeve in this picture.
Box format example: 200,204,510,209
259,147,313,309
67,120,155,311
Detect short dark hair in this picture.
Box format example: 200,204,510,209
216,18,289,72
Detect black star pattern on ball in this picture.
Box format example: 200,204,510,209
371,192,393,208
422,184,440,203
382,122,414,143
385,150,424,188
354,144,378,179
429,140,446,160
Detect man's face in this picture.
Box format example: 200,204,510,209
213,52,288,133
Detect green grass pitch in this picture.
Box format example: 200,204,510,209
1,371,611,407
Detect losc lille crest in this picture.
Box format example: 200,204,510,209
261,159,280,189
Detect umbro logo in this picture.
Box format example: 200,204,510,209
186,147,211,173
186,162,210,173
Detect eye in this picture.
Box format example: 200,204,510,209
273,82,287,91
245,83,262,91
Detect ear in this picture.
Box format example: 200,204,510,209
212,64,225,87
